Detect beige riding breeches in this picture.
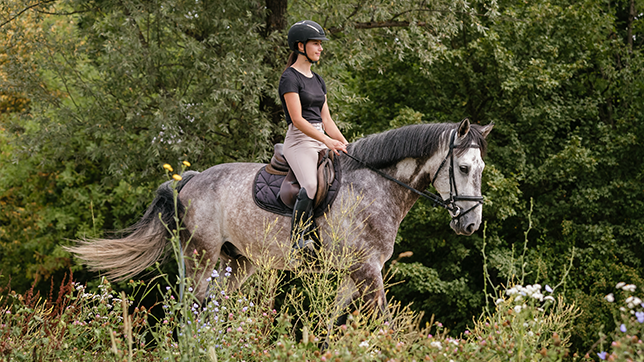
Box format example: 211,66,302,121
283,122,327,199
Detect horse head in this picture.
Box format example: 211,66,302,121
431,119,493,236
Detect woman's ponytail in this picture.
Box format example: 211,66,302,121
283,51,298,73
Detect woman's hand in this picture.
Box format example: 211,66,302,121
324,137,348,155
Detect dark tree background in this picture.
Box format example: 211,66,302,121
1,0,643,353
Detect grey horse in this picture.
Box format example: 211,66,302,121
68,118,493,316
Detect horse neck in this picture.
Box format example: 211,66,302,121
343,150,448,225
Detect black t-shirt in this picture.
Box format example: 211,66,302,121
279,67,327,125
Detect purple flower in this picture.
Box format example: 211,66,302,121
620,324,627,333
637,311,644,323
545,285,553,293
597,351,607,360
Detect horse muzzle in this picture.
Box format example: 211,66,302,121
449,209,481,236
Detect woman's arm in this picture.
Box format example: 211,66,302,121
321,95,348,145
284,92,347,154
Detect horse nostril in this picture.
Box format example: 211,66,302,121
465,223,476,234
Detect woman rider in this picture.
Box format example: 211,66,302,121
279,20,348,253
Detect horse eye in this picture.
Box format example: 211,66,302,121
459,165,470,174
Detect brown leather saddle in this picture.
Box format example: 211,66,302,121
265,143,335,209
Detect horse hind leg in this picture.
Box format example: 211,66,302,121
206,245,256,301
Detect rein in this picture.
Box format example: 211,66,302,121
344,130,483,220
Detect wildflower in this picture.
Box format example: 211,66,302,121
532,292,544,301
211,270,219,278
624,284,637,292
637,311,644,323
183,161,191,167
514,305,522,314
597,351,607,360
620,324,627,333
237,327,243,332
163,164,173,172
359,341,369,348
616,282,626,289
173,174,182,181
495,298,504,305
544,296,555,302
545,285,553,293
605,293,615,303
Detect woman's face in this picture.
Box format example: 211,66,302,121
300,40,323,62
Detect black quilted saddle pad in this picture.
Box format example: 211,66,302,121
252,161,342,218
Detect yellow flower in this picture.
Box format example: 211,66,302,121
182,160,191,167
173,174,182,181
163,164,173,172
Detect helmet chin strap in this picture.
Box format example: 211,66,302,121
297,42,318,64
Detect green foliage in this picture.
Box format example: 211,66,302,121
1,0,644,355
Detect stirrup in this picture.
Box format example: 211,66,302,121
294,237,317,254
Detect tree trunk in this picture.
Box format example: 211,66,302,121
627,0,634,53
261,0,288,145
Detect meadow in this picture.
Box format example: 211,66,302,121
1,189,640,362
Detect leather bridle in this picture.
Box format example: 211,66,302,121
345,130,484,221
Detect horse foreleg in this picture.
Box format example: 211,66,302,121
332,277,359,327
352,262,388,318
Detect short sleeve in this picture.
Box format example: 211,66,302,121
279,69,300,96
316,73,327,94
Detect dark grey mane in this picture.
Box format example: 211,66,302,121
344,122,488,170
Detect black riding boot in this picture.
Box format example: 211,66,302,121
291,188,316,255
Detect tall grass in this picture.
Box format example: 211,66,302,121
2,170,625,361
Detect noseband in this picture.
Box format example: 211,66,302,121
428,130,484,219
345,130,483,221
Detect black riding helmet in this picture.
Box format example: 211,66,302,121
288,20,329,64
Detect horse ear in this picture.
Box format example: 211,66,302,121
457,118,471,138
480,122,494,139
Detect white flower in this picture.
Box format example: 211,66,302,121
627,296,642,309
506,287,518,295
514,305,522,314
359,341,369,348
495,298,504,305
532,292,544,301
616,282,626,289
544,296,555,302
545,285,553,293
623,284,637,292
430,341,443,350
605,293,615,303
528,331,534,337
